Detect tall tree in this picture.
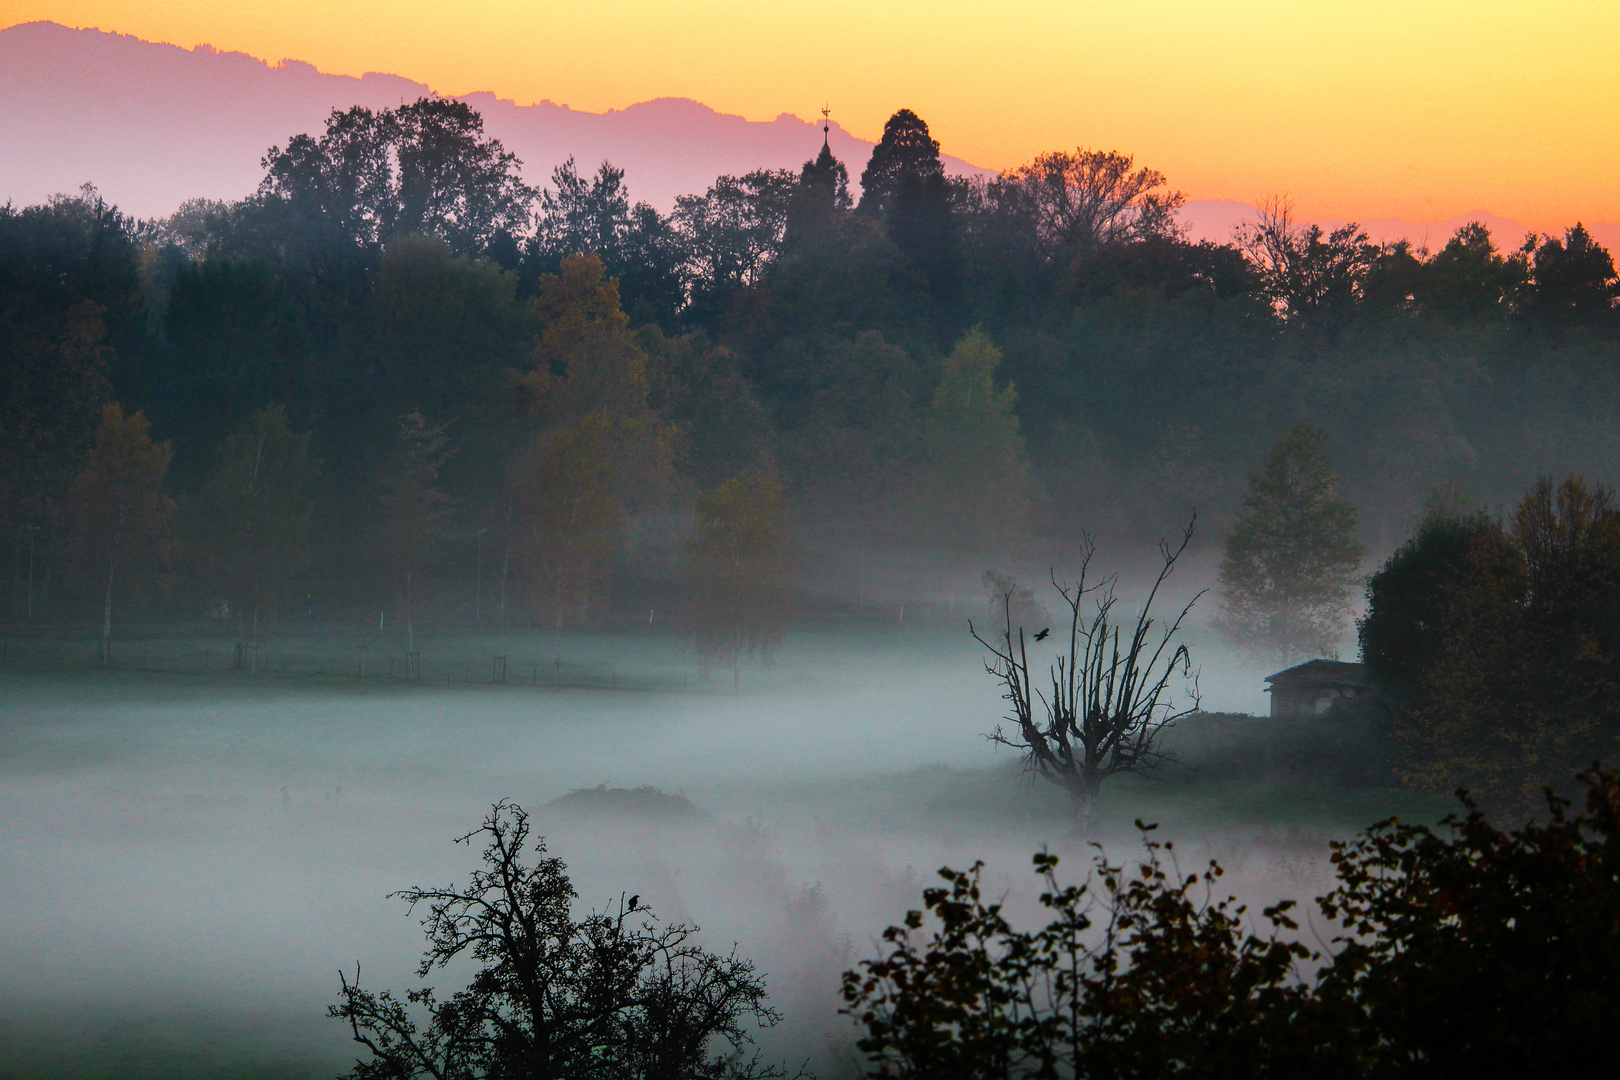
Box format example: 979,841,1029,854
516,254,675,513
1359,501,1492,711
0,189,137,616
684,470,794,687
188,405,319,646
1393,476,1620,811
63,405,174,664
376,410,454,656
858,109,958,311
1524,223,1619,328
1236,198,1378,326
257,97,536,253
857,109,944,218
1217,425,1364,662
672,169,797,325
511,412,623,683
1000,148,1184,262
922,329,1031,559
1414,221,1528,325
531,159,683,328
0,299,115,614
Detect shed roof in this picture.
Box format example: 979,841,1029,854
1264,659,1368,689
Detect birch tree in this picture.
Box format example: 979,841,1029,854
64,405,174,664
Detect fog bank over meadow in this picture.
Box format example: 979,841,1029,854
0,602,1377,1079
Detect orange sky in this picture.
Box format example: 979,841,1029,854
5,0,1619,230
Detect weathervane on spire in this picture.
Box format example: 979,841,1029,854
821,103,831,150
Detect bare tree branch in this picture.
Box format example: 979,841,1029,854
973,517,1204,825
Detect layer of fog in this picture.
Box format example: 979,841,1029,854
0,606,1358,1078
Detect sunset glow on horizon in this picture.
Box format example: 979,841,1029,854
5,0,1619,231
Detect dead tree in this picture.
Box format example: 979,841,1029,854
972,518,1203,824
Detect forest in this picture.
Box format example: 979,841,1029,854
4,98,1619,638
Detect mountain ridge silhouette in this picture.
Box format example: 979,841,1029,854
4,20,1616,253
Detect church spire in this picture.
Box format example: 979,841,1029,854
821,104,831,151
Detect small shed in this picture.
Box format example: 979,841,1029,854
1264,660,1370,718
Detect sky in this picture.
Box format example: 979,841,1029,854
4,0,1619,231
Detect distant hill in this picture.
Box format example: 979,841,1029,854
4,20,1617,254
0,21,990,218
1173,199,1620,254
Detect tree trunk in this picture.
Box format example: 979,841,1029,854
553,593,563,689
100,553,116,666
1070,771,1102,829
406,569,415,653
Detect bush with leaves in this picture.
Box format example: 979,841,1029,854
843,767,1620,1079
331,801,794,1080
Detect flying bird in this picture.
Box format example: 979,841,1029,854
627,895,640,911
1034,628,1051,641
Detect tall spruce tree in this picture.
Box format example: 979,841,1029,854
858,109,958,311
1216,425,1364,663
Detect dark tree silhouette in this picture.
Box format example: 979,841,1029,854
331,801,796,1080
1526,223,1619,326
857,109,944,218
258,97,536,253
845,768,1620,1080
973,520,1203,824
856,109,958,310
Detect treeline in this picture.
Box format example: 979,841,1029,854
4,99,1619,629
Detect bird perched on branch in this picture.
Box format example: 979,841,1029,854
1034,628,1051,641
627,894,640,911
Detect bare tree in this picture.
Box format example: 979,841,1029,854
972,520,1203,824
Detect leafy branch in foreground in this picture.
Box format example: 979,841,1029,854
842,826,1328,1080
972,518,1203,824
844,767,1620,1079
330,800,797,1080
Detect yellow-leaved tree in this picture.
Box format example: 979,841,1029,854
684,470,794,687
511,411,623,685
923,328,1034,577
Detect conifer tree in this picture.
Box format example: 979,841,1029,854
1217,425,1364,662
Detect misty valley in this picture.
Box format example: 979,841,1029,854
5,45,1620,1080
1,620,1427,1080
